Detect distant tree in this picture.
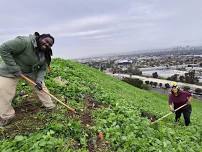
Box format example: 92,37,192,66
165,83,170,89
159,83,163,88
106,61,114,68
152,72,158,78
200,62,202,67
195,88,202,94
153,82,158,88
100,65,104,71
145,81,150,85
183,86,190,92
129,73,132,78
150,81,153,86
112,67,122,74
179,75,185,82
185,70,199,84
127,66,142,75
194,60,198,64
167,74,178,81
142,84,150,90
122,77,143,89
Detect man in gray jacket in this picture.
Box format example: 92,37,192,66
0,32,56,126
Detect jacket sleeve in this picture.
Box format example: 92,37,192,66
36,64,47,82
0,36,26,73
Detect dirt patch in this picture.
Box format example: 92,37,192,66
86,135,110,152
15,100,41,115
64,95,110,152
70,140,82,150
65,95,103,126
81,111,93,126
84,95,107,109
88,136,95,152
96,139,110,152
83,95,110,152
65,110,79,119
141,111,157,122
0,98,47,139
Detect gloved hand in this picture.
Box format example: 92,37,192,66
186,101,191,105
35,80,43,91
13,71,23,77
170,107,175,113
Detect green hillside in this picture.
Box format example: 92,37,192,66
0,58,201,152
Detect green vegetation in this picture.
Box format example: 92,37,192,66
0,58,201,152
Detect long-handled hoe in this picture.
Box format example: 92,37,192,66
150,103,188,125
20,74,76,113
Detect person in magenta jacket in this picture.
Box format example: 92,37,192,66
168,82,192,126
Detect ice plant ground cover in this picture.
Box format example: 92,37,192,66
0,58,201,152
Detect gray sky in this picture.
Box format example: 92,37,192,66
0,0,202,59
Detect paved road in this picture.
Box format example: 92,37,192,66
106,73,202,90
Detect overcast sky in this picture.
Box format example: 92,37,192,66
0,0,202,59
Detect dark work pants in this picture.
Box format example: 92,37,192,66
174,104,192,126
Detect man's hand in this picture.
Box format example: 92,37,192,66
13,71,23,77
170,108,175,113
169,105,175,113
35,81,43,91
187,97,192,105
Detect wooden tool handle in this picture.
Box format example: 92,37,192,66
20,74,76,113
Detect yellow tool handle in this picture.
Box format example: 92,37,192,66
20,74,76,113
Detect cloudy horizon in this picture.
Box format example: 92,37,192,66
0,0,202,59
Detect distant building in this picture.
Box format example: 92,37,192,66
114,59,133,70
139,66,168,71
114,59,133,64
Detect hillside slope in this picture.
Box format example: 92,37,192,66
0,58,201,152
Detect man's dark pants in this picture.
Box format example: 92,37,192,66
174,104,192,126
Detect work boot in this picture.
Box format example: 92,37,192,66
44,104,56,112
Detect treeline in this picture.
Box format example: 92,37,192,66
152,70,200,85
122,77,202,95
167,70,199,84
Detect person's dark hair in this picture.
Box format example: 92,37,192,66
35,32,55,44
34,32,54,66
171,86,180,95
